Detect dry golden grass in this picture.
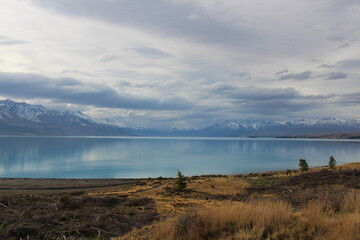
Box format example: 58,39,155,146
118,190,360,240
294,190,360,240
151,200,293,240
338,161,360,170
187,176,249,196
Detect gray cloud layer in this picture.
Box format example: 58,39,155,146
325,72,347,80
1,0,360,128
209,84,332,115
337,59,360,68
0,35,27,46
30,0,260,49
0,72,190,110
130,47,173,58
277,71,312,81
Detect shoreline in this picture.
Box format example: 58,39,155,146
2,162,357,193
1,134,360,140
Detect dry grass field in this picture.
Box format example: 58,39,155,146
1,162,360,239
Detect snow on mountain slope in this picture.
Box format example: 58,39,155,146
216,118,360,130
0,99,131,136
0,99,99,125
219,120,280,130
0,99,49,122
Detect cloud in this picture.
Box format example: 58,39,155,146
0,40,27,46
1,0,360,127
99,53,119,62
211,84,331,101
187,14,200,21
231,72,251,79
0,72,191,110
338,92,360,105
318,64,335,69
325,72,347,80
207,84,332,115
129,47,172,58
277,71,312,81
275,69,288,75
336,43,350,49
61,69,97,77
241,99,316,115
0,35,27,46
29,0,260,49
327,36,346,42
212,84,299,101
337,59,360,68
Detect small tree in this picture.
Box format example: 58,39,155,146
174,170,187,192
298,158,309,172
328,155,336,169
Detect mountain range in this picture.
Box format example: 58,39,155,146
1,99,360,138
162,119,360,137
0,99,131,136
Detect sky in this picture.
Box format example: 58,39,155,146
0,0,360,129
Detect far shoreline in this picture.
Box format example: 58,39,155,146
1,134,360,141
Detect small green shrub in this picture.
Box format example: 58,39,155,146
59,194,71,205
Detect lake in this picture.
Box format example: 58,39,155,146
0,136,359,178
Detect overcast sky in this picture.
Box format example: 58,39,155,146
1,0,360,129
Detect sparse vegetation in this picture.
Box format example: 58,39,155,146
299,158,309,172
328,155,337,169
2,162,360,239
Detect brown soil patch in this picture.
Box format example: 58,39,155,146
0,194,158,239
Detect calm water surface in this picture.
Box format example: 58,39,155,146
0,136,359,178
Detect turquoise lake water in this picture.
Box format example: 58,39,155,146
0,136,359,178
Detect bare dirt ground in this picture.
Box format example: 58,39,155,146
0,178,139,196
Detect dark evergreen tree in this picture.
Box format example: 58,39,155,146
174,170,187,192
328,155,337,169
298,158,309,172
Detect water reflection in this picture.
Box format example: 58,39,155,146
0,137,359,178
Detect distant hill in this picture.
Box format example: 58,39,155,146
0,99,132,136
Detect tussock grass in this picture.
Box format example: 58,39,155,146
132,190,360,240
153,200,293,240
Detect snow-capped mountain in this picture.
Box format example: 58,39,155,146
127,118,360,137
217,118,360,130
1,99,360,137
0,99,48,123
188,118,360,137
0,99,132,136
218,120,280,130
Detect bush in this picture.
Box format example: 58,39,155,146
59,194,71,205
299,159,309,172
328,156,337,169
